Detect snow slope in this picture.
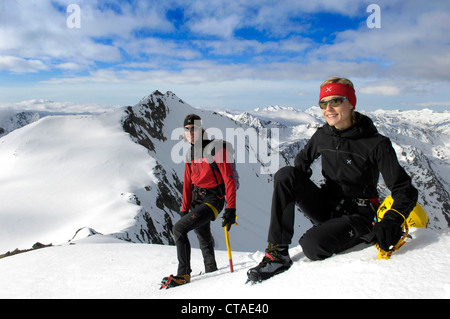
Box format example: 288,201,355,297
0,228,449,299
0,111,158,252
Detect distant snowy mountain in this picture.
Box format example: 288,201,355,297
0,91,449,256
0,110,41,137
0,99,115,138
368,109,450,228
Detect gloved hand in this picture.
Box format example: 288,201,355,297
180,211,189,217
222,208,237,231
373,211,404,251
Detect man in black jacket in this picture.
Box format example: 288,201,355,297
248,77,418,282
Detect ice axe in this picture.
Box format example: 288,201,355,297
223,217,237,273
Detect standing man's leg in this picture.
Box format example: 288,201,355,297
173,205,214,276
195,222,217,273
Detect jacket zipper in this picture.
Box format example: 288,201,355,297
335,135,342,183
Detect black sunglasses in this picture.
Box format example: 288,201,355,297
319,97,348,110
184,126,201,132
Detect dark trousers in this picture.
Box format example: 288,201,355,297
173,196,224,275
268,166,374,261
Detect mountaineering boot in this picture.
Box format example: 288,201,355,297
160,274,191,289
246,243,292,284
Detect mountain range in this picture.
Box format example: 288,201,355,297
0,91,449,254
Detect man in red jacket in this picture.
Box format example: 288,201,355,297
161,114,237,289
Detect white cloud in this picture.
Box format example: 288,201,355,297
55,62,84,71
0,0,168,68
415,101,450,108
193,36,313,59
0,99,117,114
117,37,201,61
44,69,123,84
189,15,240,38
0,56,48,73
360,85,403,96
77,2,173,37
316,1,450,81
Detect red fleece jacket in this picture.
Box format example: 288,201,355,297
182,146,236,212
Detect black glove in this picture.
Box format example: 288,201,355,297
373,211,404,251
180,211,189,217
222,208,236,231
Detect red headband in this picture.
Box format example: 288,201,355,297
319,83,357,109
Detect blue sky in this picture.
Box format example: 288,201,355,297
0,0,449,112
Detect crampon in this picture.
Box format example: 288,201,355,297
160,274,190,290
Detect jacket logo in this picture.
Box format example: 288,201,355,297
346,159,352,165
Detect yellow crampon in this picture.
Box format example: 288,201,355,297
375,196,428,260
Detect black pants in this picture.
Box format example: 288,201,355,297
268,166,375,261
173,195,224,275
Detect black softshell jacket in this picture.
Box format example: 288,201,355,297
294,113,418,218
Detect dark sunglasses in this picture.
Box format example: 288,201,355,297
319,97,347,110
184,126,201,132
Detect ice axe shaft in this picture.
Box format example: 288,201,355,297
224,227,234,273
